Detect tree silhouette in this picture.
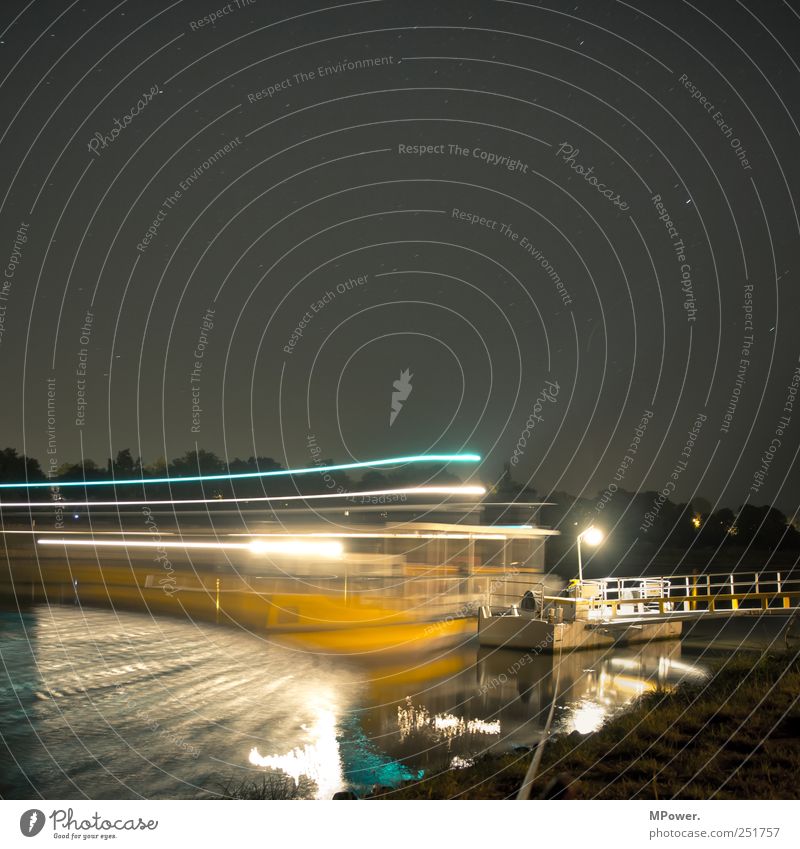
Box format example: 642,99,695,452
0,447,44,482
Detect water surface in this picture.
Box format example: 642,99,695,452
0,605,708,798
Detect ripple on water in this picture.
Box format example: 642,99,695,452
0,606,362,799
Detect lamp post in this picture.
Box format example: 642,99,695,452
576,526,603,583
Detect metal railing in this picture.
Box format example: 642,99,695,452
486,578,546,611
587,570,800,616
483,570,800,621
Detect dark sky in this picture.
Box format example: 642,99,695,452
0,0,798,514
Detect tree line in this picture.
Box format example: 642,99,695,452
496,462,800,554
2,446,797,551
0,445,459,499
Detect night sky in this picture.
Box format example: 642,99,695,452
0,0,798,514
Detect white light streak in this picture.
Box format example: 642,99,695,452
37,537,343,558
2,485,486,509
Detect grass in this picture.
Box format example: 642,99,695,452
375,651,800,800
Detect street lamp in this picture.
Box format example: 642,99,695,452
576,526,603,583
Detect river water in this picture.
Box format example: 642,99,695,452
0,604,715,799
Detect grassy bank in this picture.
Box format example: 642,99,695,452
379,651,800,800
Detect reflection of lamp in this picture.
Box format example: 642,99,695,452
576,527,603,583
571,700,607,734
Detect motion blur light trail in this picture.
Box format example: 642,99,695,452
0,452,481,489
0,484,486,508
37,537,344,557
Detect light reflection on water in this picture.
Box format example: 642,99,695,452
0,605,707,798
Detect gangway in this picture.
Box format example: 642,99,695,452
478,570,800,651
588,570,800,616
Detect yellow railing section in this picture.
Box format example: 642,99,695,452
486,571,799,622
579,570,799,618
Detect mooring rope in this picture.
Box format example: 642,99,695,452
516,638,564,800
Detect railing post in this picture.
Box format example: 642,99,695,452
730,574,738,610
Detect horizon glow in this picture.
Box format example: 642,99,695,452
0,452,481,490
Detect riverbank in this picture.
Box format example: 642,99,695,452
378,651,800,799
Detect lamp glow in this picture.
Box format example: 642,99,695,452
581,527,603,546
